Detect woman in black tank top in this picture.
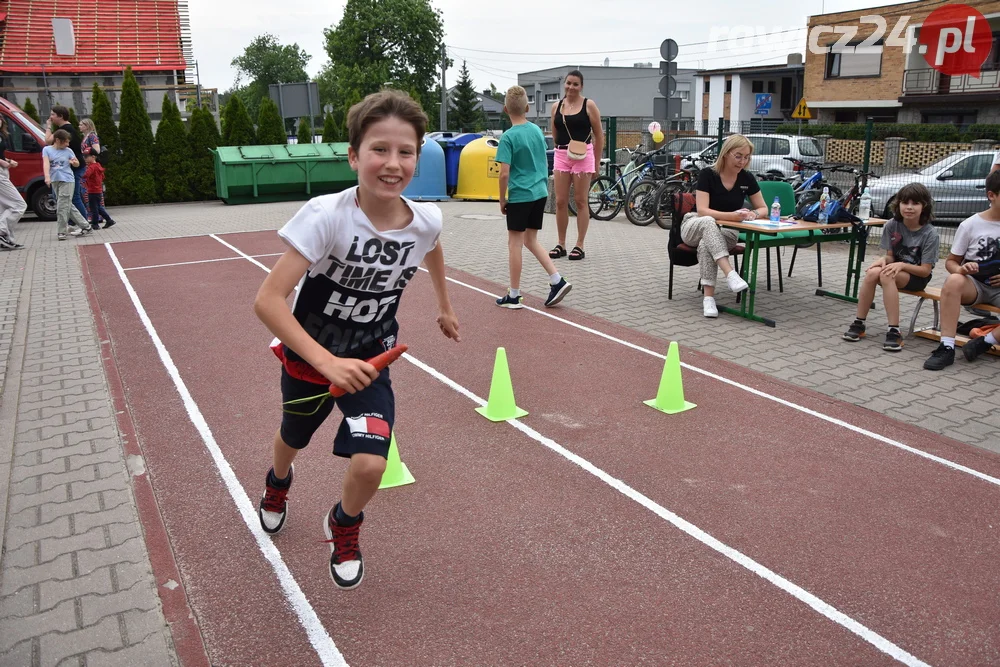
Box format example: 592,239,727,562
548,69,603,261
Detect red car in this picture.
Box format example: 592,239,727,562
0,97,57,220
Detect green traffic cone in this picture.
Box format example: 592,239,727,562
475,347,528,421
643,341,696,414
379,432,415,489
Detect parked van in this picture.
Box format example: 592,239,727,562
0,97,56,220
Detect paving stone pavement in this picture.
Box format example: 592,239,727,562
0,197,997,666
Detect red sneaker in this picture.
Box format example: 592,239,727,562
258,465,293,535
323,507,364,589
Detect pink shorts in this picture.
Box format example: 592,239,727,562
553,144,595,174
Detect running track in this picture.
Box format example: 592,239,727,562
80,231,1000,666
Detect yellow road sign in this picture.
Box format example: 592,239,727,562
792,98,812,120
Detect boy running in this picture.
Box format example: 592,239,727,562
495,85,572,309
253,90,460,589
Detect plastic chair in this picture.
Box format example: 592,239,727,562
667,192,745,300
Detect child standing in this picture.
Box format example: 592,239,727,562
924,170,1000,369
253,90,460,589
842,183,939,351
43,129,92,240
495,86,572,309
83,153,116,229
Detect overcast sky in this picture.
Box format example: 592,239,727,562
189,0,916,94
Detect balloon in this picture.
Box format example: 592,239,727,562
648,121,661,133
652,130,664,143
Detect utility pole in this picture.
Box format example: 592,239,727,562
440,44,447,131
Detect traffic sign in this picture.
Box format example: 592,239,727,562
659,61,677,76
791,97,812,120
659,75,677,98
653,96,683,120
660,38,678,62
754,93,772,116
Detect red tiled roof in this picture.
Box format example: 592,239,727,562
0,0,186,73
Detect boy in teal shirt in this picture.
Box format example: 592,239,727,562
496,86,572,308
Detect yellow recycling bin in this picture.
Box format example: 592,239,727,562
453,137,501,201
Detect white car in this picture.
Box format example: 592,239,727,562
682,133,823,178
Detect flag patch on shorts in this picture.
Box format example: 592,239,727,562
345,415,390,438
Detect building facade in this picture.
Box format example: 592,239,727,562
517,64,697,130
0,0,211,128
803,0,1000,124
696,56,805,133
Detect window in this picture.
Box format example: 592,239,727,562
825,44,882,78
767,80,776,93
704,80,710,92
678,89,689,100
798,138,822,156
948,154,993,179
725,79,732,93
985,32,1000,71
751,80,764,93
2,114,42,152
544,93,558,102
527,95,534,104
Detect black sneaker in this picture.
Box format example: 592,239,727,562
324,506,364,589
544,278,572,307
842,319,866,342
258,465,293,535
962,336,993,363
103,220,116,228
923,343,955,371
883,329,903,352
496,292,523,309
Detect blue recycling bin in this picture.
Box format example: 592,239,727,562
440,133,482,195
403,136,448,201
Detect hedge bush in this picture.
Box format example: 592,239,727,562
116,67,157,204
255,98,286,145
297,117,313,145
322,112,339,143
154,94,192,202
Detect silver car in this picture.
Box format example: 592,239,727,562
868,150,994,222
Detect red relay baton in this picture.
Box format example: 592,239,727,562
328,344,408,397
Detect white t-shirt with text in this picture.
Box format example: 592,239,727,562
278,187,442,360
951,213,1000,282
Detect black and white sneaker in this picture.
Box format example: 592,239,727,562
258,465,293,535
323,506,364,590
962,336,993,363
883,329,903,351
496,292,523,309
923,343,955,371
842,319,866,342
544,278,572,307
0,236,15,250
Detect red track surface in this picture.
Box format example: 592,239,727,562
80,232,1000,666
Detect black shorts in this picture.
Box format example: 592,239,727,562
902,273,932,292
279,366,394,459
506,197,546,232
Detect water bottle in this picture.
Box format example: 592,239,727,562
770,196,781,222
858,187,872,222
818,186,830,223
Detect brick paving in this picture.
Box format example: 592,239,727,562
0,197,997,665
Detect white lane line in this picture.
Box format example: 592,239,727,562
215,235,928,666
124,254,283,272
401,352,929,667
419,268,1000,489
106,242,347,667
211,234,277,273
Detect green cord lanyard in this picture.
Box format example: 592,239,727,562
282,390,332,416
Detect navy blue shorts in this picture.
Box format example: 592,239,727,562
279,366,395,459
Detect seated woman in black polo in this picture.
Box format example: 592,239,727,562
679,134,767,318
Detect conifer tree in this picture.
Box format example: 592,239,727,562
154,94,192,202
255,98,286,145
116,67,157,204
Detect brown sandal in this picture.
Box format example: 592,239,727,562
549,244,566,259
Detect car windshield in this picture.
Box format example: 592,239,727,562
13,111,45,141
918,155,962,175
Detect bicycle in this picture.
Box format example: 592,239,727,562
583,144,661,222
649,157,705,230
622,147,673,226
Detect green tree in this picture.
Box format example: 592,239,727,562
154,94,191,202
90,83,123,204
188,107,220,199
297,117,313,145
321,112,339,142
231,33,311,119
68,107,80,127
341,89,362,143
221,95,255,146
319,0,444,114
116,67,157,204
449,62,484,132
256,97,286,145
22,97,40,124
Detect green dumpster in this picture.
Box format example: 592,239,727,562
212,143,357,204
